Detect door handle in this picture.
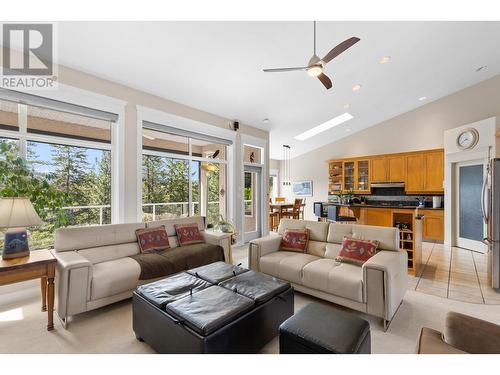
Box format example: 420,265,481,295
481,173,489,224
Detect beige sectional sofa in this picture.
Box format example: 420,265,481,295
51,216,231,328
249,219,407,329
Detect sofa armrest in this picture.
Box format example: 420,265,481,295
202,231,233,263
248,233,282,271
53,249,92,270
362,250,408,321
443,312,500,353
51,250,92,321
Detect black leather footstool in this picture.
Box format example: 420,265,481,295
279,303,371,354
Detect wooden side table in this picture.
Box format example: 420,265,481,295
0,249,56,331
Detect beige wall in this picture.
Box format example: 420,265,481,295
281,74,500,220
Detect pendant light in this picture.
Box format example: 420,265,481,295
282,145,291,186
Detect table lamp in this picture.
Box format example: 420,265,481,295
0,197,43,260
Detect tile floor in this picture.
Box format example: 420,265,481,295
411,241,500,304
234,241,500,305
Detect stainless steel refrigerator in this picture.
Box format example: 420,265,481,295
484,158,500,290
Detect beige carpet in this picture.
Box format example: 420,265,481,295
1,287,500,354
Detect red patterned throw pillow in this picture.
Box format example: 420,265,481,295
281,228,309,253
336,236,379,266
135,225,170,253
174,223,204,246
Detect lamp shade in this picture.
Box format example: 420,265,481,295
0,197,43,228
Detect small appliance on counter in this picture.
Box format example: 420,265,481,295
432,196,442,208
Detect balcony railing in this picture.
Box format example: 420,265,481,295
59,201,224,225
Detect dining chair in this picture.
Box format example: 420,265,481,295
282,198,303,220
269,211,280,231
275,197,286,203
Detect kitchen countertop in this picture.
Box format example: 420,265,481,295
323,202,444,210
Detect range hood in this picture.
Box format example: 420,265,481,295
370,182,405,188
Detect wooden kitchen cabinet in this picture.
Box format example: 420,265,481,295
370,157,388,182
356,159,370,193
365,208,393,227
405,154,425,192
418,209,444,241
387,156,406,182
424,151,444,192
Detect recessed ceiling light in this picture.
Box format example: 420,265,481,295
345,128,351,132
262,118,270,124
475,65,487,72
352,84,362,92
379,56,391,64
294,113,354,141
418,96,427,101
343,103,351,109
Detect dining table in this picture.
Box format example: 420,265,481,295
269,202,306,220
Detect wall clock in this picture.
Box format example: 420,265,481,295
456,128,479,150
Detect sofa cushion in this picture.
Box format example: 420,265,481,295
55,222,145,252
324,243,342,259
175,223,205,246
130,243,224,280
219,270,291,304
135,225,170,253
260,252,319,285
307,240,326,257
278,219,329,242
149,216,206,237
327,223,354,244
281,228,309,253
136,272,212,308
336,237,379,266
91,257,141,300
165,285,254,336
187,261,248,284
302,259,364,302
351,224,399,251
78,242,140,265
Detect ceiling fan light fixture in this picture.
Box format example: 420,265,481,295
307,65,323,77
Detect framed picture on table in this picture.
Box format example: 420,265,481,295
292,180,313,197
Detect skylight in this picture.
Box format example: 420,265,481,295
294,113,354,141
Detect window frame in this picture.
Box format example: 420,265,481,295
141,131,229,222
0,85,126,224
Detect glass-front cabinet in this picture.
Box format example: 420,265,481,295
356,159,370,193
343,161,355,192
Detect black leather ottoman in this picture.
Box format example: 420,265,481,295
279,303,371,354
133,262,294,353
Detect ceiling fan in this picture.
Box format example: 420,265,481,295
263,22,360,90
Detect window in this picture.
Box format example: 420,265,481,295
141,123,229,226
244,172,253,216
0,96,116,250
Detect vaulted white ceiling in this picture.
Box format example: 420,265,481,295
54,21,500,159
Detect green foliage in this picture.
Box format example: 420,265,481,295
0,141,67,227
0,141,68,249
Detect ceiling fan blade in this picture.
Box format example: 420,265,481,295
317,73,332,90
263,67,308,72
321,37,360,64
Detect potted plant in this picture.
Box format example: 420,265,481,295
215,215,235,233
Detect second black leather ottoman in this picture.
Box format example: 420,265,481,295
279,303,371,354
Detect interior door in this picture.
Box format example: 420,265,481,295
243,166,262,242
456,160,488,253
